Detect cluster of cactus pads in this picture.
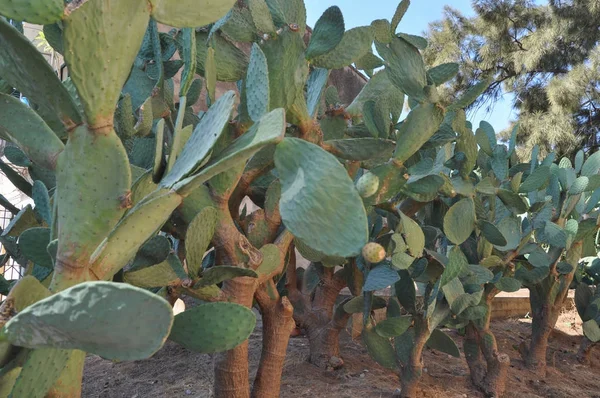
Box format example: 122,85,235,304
0,0,598,397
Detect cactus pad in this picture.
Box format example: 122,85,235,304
443,198,476,245
175,108,286,196
0,0,63,25
2,282,174,361
311,26,373,70
0,19,81,135
56,126,131,266
18,227,53,269
9,348,70,398
124,254,185,288
362,323,397,369
169,302,256,353
275,138,368,258
426,329,460,357
0,94,65,170
246,43,270,122
63,0,150,126
186,206,218,278
90,191,182,279
306,6,345,60
149,0,236,28
161,92,235,188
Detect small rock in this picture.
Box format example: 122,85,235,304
359,373,365,378
185,389,192,395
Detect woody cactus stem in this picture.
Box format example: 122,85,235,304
395,317,429,398
286,255,350,369
520,242,582,375
251,279,295,398
463,292,510,397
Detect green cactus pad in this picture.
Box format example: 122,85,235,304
519,165,550,193
246,43,270,122
363,264,399,291
192,31,248,82
495,217,521,251
63,0,150,126
90,191,182,279
306,6,345,60
149,0,236,28
131,171,158,208
3,282,174,361
496,189,528,214
18,227,53,269
583,320,600,343
306,68,329,117
175,108,286,196
581,152,600,177
427,63,459,86
261,30,307,113
323,138,395,162
4,146,31,167
185,207,218,278
254,244,281,275
343,296,387,314
56,126,131,265
124,254,185,288
393,104,445,163
384,36,427,100
265,0,306,32
2,206,37,238
375,316,412,338
6,275,51,312
361,323,397,369
347,70,404,120
439,246,468,288
478,220,507,246
0,19,81,136
275,137,368,258
161,92,235,188
129,235,172,271
391,0,409,34
426,329,460,357
0,0,63,25
443,198,476,245
197,266,258,287
9,348,70,398
495,277,521,293
32,181,51,226
0,365,21,397
249,0,276,34
169,302,256,353
311,26,374,70
399,212,425,257
0,94,64,170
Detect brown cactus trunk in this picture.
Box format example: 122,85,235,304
397,319,428,398
213,277,258,398
464,294,509,397
251,282,295,398
286,258,349,369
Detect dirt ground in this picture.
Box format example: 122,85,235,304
82,307,600,398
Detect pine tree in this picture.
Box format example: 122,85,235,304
423,0,600,160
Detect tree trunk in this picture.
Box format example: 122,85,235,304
464,323,486,387
287,262,348,369
251,284,295,398
397,319,428,398
214,277,258,398
577,336,596,365
520,287,564,375
464,293,510,397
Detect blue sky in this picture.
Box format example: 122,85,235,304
305,0,516,132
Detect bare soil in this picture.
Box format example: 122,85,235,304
82,307,600,398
